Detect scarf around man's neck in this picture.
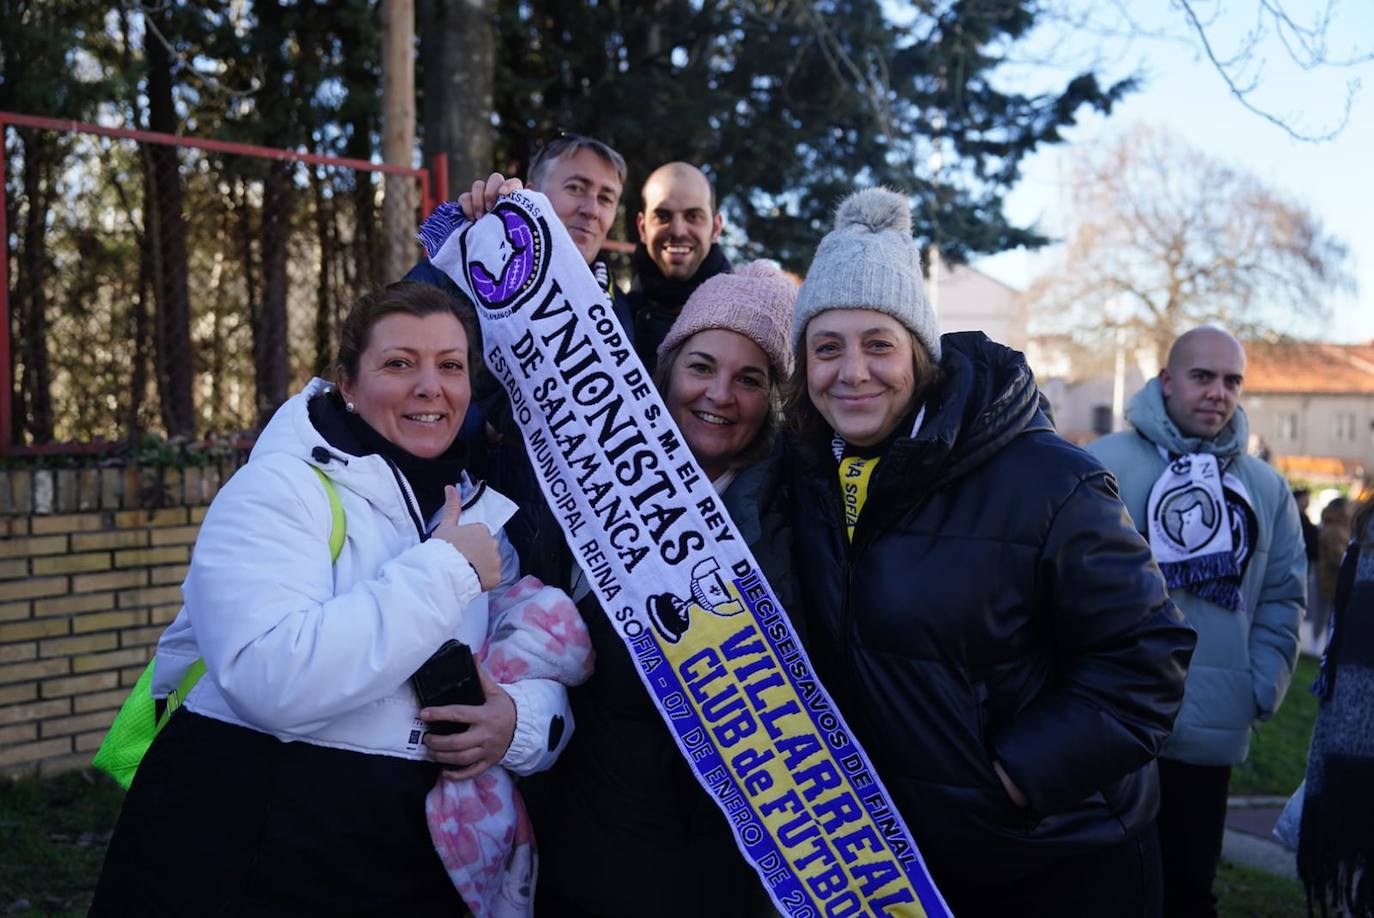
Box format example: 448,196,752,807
1127,378,1257,611
1145,448,1253,611
590,257,617,301
630,241,731,310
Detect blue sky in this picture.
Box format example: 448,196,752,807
973,2,1374,343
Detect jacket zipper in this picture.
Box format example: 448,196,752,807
310,445,349,468
836,450,928,708
839,555,858,705
382,457,427,542
312,445,426,542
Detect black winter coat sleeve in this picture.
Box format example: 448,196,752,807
988,470,1196,815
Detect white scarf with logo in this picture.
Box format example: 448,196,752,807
1145,448,1253,611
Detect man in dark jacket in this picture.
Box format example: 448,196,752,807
626,162,732,370
406,133,632,335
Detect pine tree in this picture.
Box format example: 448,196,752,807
491,0,1132,270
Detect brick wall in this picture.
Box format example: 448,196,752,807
0,460,246,777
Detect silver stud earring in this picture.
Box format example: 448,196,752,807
346,401,356,413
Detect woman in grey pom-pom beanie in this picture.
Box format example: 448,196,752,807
782,187,1194,917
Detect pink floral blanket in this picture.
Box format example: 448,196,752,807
426,575,593,917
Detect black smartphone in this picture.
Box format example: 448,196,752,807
411,639,484,735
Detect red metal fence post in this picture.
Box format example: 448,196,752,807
430,152,448,211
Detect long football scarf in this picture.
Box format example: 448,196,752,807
1145,450,1255,611
418,192,950,917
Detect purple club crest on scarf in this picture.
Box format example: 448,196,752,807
466,207,537,308
417,197,550,319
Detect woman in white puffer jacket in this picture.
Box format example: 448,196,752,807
93,282,576,916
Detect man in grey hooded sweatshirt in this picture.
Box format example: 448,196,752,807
1088,326,1306,918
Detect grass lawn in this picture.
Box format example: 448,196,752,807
2,772,1315,918
1230,652,1321,797
0,771,124,917
1,651,1323,918
1216,860,1308,918
0,771,1317,917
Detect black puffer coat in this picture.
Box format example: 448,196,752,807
529,455,795,917
789,332,1195,901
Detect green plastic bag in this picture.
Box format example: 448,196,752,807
91,656,206,788
91,466,345,788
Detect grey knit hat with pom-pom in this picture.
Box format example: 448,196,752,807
792,187,940,361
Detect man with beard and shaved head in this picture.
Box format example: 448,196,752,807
1089,326,1306,918
627,162,732,370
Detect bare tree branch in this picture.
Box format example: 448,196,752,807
1175,0,1371,142
1023,1,1370,142
126,0,261,104
1030,126,1354,354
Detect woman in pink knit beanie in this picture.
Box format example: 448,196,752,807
534,259,800,917
652,259,797,486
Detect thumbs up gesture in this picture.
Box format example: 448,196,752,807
432,485,501,590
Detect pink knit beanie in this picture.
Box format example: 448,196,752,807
656,260,797,379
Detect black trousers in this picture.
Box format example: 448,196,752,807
91,711,467,917
1156,757,1233,918
939,827,1163,918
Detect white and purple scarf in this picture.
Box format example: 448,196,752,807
415,191,953,918
1145,449,1255,611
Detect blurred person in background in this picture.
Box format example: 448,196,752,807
1090,326,1306,918
1295,488,1319,567
1315,497,1353,652
1298,493,1372,917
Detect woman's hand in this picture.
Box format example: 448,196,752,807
458,173,524,220
431,485,501,590
994,759,1028,808
421,663,517,779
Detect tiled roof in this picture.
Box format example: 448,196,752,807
1244,341,1374,394
1275,455,1367,477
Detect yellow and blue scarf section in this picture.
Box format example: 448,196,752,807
839,452,880,542
831,404,928,540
